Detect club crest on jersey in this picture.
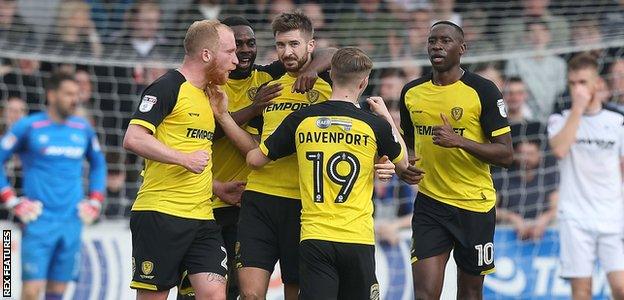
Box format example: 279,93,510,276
451,107,463,121
247,87,259,100
139,95,157,112
306,89,320,103
497,99,508,118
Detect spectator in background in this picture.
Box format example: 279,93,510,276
387,7,431,61
74,69,97,126
0,96,26,194
302,2,335,48
600,0,624,39
504,76,537,123
462,10,496,54
375,68,414,245
1,96,26,132
268,0,295,23
340,0,394,58
505,19,566,121
475,62,504,91
107,1,169,60
0,0,34,51
44,1,102,58
431,0,461,26
85,0,133,38
494,138,558,241
609,57,624,108
499,0,570,51
2,59,44,112
174,0,241,47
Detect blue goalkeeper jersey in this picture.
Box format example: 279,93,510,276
0,112,106,221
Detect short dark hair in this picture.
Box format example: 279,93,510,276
221,16,253,29
45,72,76,92
431,20,464,39
272,12,314,39
330,47,373,87
506,76,524,84
568,52,598,72
379,68,406,80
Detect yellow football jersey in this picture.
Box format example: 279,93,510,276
212,63,286,209
246,73,332,199
260,101,405,244
129,70,216,220
399,71,510,212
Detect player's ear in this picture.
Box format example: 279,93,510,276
359,76,369,91
459,42,466,56
307,38,315,54
202,49,212,63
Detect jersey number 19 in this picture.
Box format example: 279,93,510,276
306,151,361,203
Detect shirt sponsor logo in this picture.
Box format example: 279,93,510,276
414,125,465,136
186,128,214,140
315,117,352,131
265,102,310,112
576,138,616,149
42,146,85,158
139,95,157,113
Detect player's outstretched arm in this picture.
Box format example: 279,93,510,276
433,113,513,168
367,97,422,184
293,47,338,93
207,85,258,155
214,82,282,141
123,124,210,174
78,129,107,225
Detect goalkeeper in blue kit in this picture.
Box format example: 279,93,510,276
0,72,106,300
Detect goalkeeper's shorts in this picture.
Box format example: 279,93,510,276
411,192,496,276
21,219,81,281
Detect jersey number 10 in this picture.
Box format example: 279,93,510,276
306,151,361,203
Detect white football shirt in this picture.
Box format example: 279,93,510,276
548,108,624,233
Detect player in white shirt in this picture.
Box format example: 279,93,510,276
548,53,624,300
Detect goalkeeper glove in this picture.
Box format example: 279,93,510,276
77,192,103,225
1,188,42,223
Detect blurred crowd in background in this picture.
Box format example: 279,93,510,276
1,0,623,244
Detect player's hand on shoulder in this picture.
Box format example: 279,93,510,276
4,196,43,224
214,180,246,207
432,113,462,148
206,85,229,119
181,150,210,174
293,69,318,94
399,157,425,185
366,97,392,120
374,155,395,182
253,82,282,113
78,199,102,225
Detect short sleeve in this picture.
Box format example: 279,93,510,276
129,81,178,133
256,61,287,80
318,70,332,86
246,115,263,135
261,112,302,160
374,118,404,164
399,86,414,149
478,81,510,138
547,113,566,138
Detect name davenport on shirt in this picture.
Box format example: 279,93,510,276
298,131,371,146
